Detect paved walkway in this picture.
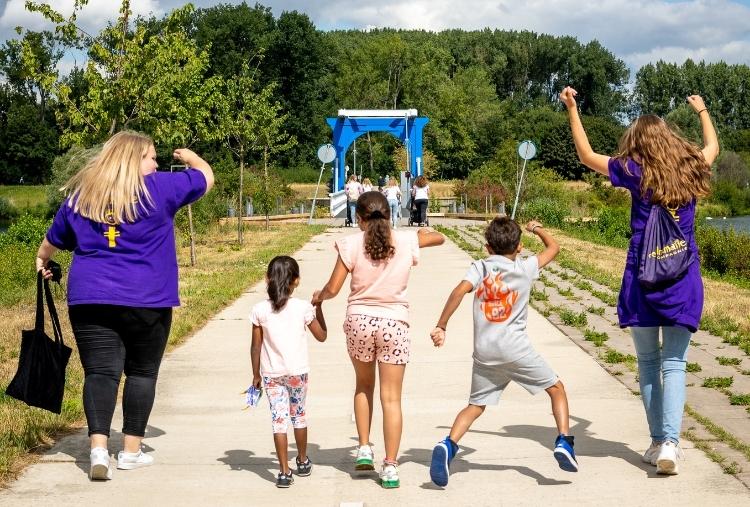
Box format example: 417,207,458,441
1,228,748,506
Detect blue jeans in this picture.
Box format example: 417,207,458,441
348,201,358,225
630,326,692,444
388,199,399,227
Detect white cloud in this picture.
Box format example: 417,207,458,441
1,0,748,75
0,0,163,38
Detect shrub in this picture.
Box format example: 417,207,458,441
594,207,631,241
0,214,51,248
558,309,587,327
0,197,19,221
523,197,570,227
696,226,750,278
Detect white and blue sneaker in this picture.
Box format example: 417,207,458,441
430,436,458,487
553,434,578,472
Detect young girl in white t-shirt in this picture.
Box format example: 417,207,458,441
313,192,444,489
250,255,327,488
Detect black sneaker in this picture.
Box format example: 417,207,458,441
296,456,313,476
276,471,294,488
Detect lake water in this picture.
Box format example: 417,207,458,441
702,215,750,234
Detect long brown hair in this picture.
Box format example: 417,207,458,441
414,175,428,188
62,130,154,224
356,191,394,261
617,115,711,207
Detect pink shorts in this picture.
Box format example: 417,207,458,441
343,314,410,364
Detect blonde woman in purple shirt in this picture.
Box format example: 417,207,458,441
561,86,718,475
36,131,213,480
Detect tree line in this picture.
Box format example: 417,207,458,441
1,1,749,192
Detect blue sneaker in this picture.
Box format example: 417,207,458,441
430,436,458,487
554,434,578,472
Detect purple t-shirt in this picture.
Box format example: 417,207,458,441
46,169,207,308
608,157,703,332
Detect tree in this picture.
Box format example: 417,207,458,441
251,91,297,230
22,1,223,148
218,62,267,243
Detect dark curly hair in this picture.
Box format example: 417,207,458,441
485,216,521,255
356,191,394,261
266,255,300,311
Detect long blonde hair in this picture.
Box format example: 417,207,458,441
617,115,711,207
62,131,154,224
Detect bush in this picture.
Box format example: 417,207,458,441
594,207,631,241
277,165,321,183
522,197,570,227
696,226,750,278
0,197,19,221
0,214,51,248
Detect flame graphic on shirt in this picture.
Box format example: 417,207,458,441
476,272,518,323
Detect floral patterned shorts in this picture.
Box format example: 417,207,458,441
263,373,308,434
343,315,410,364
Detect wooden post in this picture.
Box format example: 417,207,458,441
187,204,196,266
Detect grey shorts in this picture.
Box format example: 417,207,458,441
469,352,558,406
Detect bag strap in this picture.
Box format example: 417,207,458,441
34,271,45,332
43,277,65,347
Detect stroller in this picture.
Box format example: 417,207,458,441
407,197,428,227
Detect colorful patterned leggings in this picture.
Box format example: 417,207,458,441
263,373,308,434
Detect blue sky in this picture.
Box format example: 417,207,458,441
1,0,749,77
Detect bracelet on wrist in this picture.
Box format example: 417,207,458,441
697,108,708,115
531,225,543,234
436,325,446,331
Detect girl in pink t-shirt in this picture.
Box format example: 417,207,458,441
250,255,327,488
313,191,444,488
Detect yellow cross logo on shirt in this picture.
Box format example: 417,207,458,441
103,225,120,248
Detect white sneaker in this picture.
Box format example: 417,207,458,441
380,462,400,489
89,447,112,480
656,441,683,475
642,441,662,465
117,450,154,470
355,445,374,471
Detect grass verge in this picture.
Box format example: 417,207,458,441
0,222,324,485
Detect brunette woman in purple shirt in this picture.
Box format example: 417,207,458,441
35,131,214,480
560,86,718,475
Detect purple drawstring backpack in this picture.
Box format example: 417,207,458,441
638,205,693,287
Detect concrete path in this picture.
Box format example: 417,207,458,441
1,228,748,506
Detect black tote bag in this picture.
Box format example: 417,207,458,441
5,272,72,414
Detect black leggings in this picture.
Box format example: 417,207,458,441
414,199,428,224
69,305,172,438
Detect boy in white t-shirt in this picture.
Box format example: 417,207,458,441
250,256,327,488
428,217,578,488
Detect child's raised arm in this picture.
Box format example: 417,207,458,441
308,302,327,342
526,220,559,269
431,280,474,347
251,325,263,388
560,86,610,177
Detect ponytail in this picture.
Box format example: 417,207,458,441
266,255,300,311
356,191,395,261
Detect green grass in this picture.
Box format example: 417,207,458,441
684,404,750,463
574,280,593,292
686,362,703,373
702,376,734,389
0,223,325,484
583,329,609,346
557,286,574,297
558,308,587,328
716,356,742,366
729,393,750,406
603,349,636,364
586,305,605,316
0,185,47,211
530,287,549,302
